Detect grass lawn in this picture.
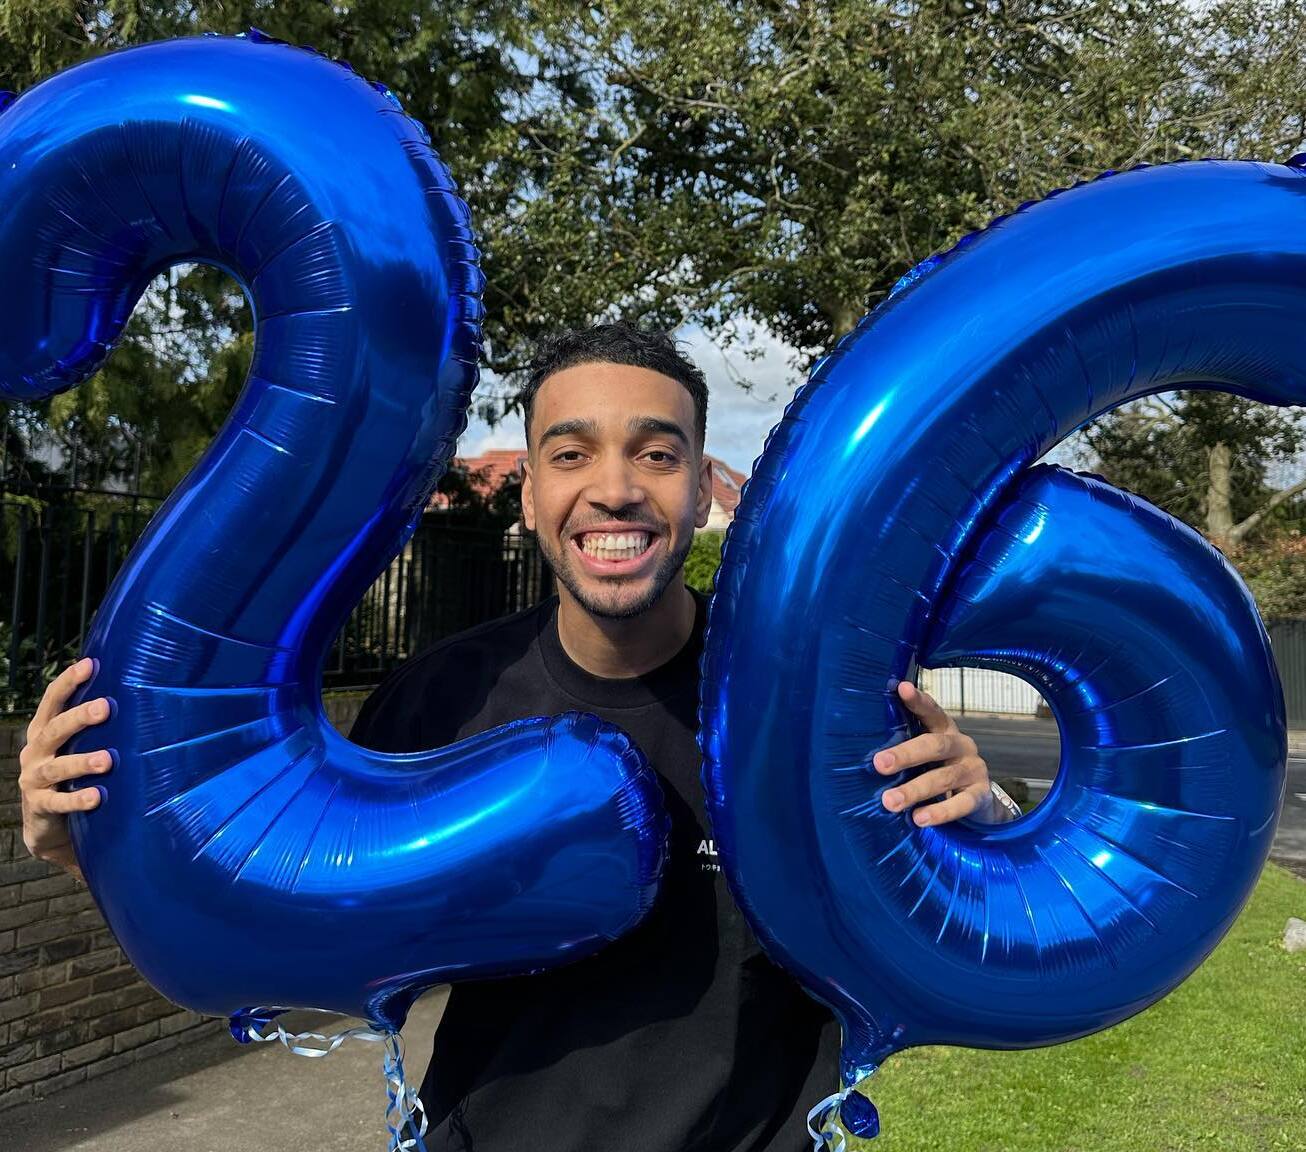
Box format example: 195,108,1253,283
836,861,1306,1152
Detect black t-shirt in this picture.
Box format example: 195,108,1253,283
348,585,841,1152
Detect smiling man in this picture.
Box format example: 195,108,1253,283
346,322,1018,1151
18,322,1018,1152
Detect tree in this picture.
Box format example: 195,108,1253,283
0,0,534,494
1081,392,1306,550
684,531,724,596
486,0,1205,395
1077,390,1306,614
3,0,1302,499
434,461,523,522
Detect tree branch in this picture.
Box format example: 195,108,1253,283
1229,474,1306,545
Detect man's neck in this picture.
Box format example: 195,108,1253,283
556,580,698,680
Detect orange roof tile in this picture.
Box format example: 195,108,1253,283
427,449,528,510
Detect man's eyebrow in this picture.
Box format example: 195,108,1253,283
626,415,690,447
538,417,601,448
538,415,691,449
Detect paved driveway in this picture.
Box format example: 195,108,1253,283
0,989,449,1152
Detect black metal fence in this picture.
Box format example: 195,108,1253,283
323,513,554,694
0,488,552,715
11,482,1306,730
1266,618,1306,730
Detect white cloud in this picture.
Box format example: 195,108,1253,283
458,406,525,456
677,322,805,474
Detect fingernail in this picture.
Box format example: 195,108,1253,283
875,752,894,770
78,657,92,674
884,791,901,810
915,810,930,826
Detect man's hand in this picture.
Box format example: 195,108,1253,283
18,657,114,882
872,680,994,826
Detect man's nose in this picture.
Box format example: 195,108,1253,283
584,454,646,510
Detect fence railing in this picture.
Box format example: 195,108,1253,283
925,619,1306,730
918,665,1046,717
1266,618,1306,730
0,488,552,715
9,485,1306,730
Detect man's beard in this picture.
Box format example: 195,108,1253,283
534,526,694,620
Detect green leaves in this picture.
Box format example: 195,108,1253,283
6,1,1306,505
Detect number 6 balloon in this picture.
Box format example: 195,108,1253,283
0,29,669,1051
700,160,1291,1142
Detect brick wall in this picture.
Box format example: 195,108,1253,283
0,690,369,1112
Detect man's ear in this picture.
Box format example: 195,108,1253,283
695,453,712,529
521,459,536,532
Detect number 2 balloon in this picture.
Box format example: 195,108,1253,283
0,30,670,1048
700,160,1291,1142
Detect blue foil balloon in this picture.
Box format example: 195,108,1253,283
0,32,668,1032
700,160,1291,1113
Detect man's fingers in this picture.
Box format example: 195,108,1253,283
872,727,971,774
32,695,111,758
881,762,967,812
27,784,102,815
895,680,952,733
28,658,94,743
880,753,989,812
30,751,113,791
905,784,988,827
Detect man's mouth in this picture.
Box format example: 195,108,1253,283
569,529,661,574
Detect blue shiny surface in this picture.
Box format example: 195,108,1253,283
839,1091,879,1140
700,160,1291,1089
0,32,668,1031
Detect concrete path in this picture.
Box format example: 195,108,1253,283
0,989,448,1152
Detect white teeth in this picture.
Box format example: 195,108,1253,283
578,531,652,558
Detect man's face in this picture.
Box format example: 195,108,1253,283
521,361,712,620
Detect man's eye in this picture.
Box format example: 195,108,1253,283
645,451,678,464
553,451,583,463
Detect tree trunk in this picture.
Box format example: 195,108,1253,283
825,300,860,340
1207,440,1233,548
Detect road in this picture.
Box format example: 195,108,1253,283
964,713,1306,878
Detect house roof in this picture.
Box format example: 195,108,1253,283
427,449,528,510
428,447,750,517
706,455,749,519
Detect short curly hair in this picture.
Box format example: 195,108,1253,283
519,321,708,453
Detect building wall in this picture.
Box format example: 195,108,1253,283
704,498,733,533
0,691,370,1112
